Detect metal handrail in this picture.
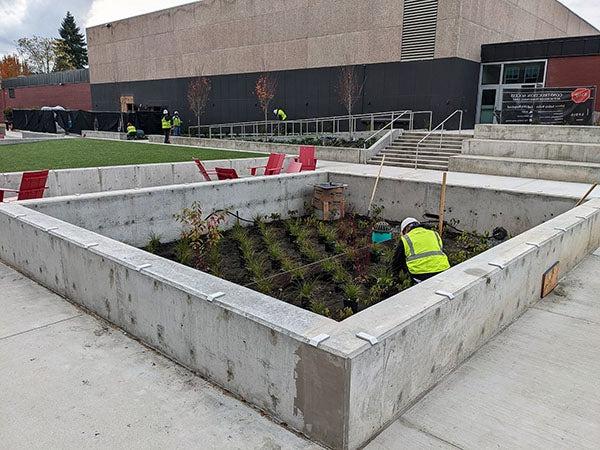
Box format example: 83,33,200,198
363,111,410,148
414,110,464,169
188,110,423,139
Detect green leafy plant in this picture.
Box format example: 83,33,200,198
343,283,361,301
174,238,193,266
144,233,162,254
336,307,354,321
310,300,331,318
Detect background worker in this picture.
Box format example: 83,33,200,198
172,111,182,136
391,217,450,284
273,108,287,121
126,122,137,140
161,109,172,144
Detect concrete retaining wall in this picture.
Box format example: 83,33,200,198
463,138,600,163
475,124,600,143
3,170,600,449
0,202,340,446
83,130,128,140
0,156,293,198
341,198,600,447
329,171,577,236
25,172,327,246
449,155,600,184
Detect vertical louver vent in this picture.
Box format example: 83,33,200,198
401,0,439,61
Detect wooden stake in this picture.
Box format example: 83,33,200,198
438,172,448,236
575,183,598,207
368,154,386,216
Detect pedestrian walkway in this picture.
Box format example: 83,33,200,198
369,248,600,449
0,262,317,449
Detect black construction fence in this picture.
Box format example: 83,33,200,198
11,109,163,135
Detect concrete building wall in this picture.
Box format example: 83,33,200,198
87,0,596,85
439,0,599,61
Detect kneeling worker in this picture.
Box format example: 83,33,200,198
392,217,450,284
126,122,137,140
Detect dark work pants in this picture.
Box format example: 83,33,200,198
163,128,170,143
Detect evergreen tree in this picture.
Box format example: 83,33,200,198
54,12,88,71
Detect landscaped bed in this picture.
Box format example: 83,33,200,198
146,205,497,320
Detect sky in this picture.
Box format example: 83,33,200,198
0,0,599,57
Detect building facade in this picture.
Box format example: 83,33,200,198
85,0,597,128
1,69,92,121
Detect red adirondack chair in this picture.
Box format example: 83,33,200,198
0,170,49,202
295,145,317,171
249,153,286,176
194,159,217,181
285,161,303,173
215,167,239,180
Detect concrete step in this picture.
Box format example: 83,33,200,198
474,124,600,144
385,145,462,155
394,137,465,144
380,151,459,158
370,156,449,166
391,142,464,149
448,154,600,184
368,160,448,170
375,154,451,163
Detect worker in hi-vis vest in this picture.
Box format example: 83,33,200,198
126,122,137,140
391,217,450,284
161,109,172,144
172,111,182,136
273,108,287,121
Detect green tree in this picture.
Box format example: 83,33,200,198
54,12,88,70
16,36,56,73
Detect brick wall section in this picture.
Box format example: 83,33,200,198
546,56,600,111
1,83,92,120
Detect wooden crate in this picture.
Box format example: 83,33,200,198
313,183,346,221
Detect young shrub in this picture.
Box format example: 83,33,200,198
343,283,361,301
310,300,331,318
144,233,162,254
297,280,316,305
336,307,354,321
174,238,193,266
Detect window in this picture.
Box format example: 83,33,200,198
482,65,501,85
503,62,545,84
8,88,15,98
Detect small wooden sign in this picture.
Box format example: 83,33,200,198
541,262,560,298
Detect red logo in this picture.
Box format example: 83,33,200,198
571,88,592,104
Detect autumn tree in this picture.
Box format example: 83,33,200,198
16,36,56,73
187,76,212,132
54,12,88,70
337,66,363,138
0,55,31,79
255,73,278,136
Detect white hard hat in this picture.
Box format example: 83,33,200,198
163,109,168,114
174,111,179,115
401,217,420,234
273,109,278,114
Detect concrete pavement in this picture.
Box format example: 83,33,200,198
370,249,600,449
0,262,318,450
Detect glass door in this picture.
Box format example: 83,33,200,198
479,88,498,124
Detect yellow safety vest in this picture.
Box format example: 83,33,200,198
127,125,136,134
161,117,171,129
401,227,450,275
172,116,181,126
276,109,287,121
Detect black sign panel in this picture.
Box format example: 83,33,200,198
501,87,595,125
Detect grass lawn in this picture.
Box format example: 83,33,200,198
0,138,267,172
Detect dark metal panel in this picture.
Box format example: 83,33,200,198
1,69,89,89
90,57,480,130
482,35,600,63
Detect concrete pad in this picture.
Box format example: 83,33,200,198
367,419,456,449
0,262,318,450
325,163,600,200
0,263,82,339
372,253,600,449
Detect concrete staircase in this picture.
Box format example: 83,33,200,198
368,132,470,170
449,124,600,184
